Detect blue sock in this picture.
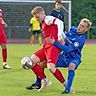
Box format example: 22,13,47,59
66,70,75,92
35,76,41,85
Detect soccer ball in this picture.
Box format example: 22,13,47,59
21,57,33,70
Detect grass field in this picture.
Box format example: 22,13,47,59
0,44,96,96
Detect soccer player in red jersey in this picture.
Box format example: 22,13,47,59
0,9,11,69
21,6,66,92
26,0,66,89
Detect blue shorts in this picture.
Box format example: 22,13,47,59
56,54,80,69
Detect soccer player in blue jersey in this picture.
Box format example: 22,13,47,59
47,18,92,94
25,18,92,93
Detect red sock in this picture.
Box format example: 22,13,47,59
2,48,7,62
31,64,46,80
53,69,65,83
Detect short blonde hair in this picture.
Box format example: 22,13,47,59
31,6,45,16
81,18,92,29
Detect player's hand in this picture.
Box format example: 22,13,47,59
59,40,65,45
3,23,7,29
29,28,32,32
45,37,55,44
2,19,7,29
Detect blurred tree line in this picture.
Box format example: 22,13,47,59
71,0,96,39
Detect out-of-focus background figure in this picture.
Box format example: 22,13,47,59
29,12,42,45
51,0,66,32
0,9,11,69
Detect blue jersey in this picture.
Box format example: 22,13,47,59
50,9,64,22
54,26,86,67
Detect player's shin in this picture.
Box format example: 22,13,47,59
53,69,65,83
30,35,35,44
35,76,42,85
2,48,7,62
32,64,51,92
47,63,65,83
66,70,75,92
31,64,46,80
35,68,44,85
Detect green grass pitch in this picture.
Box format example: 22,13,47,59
0,44,96,96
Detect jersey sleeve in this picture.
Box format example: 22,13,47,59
53,35,86,53
45,16,66,41
30,17,34,24
54,19,66,41
44,16,54,25
0,9,2,23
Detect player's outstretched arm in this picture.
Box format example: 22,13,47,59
2,19,7,28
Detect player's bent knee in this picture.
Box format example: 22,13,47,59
68,63,76,70
47,63,56,73
1,44,7,49
31,54,40,64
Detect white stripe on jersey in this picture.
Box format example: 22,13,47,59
44,16,54,25
44,16,66,42
54,18,66,41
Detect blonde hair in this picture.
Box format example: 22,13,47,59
81,18,92,29
31,6,45,16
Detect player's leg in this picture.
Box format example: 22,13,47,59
38,63,65,91
26,61,47,90
30,35,35,44
21,53,47,80
0,34,11,69
47,63,65,83
37,30,42,45
26,76,41,90
32,60,52,92
30,31,35,44
62,61,78,94
21,48,51,91
26,62,44,90
47,47,65,84
27,62,46,89
56,54,75,94
56,54,68,68
1,44,12,69
30,54,46,80
38,47,65,92
27,54,67,90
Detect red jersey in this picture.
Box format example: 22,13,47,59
0,9,4,35
42,17,58,41
0,9,7,44
42,16,64,48
35,16,65,64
